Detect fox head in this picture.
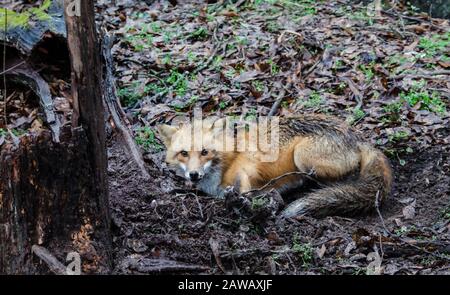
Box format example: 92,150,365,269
158,118,226,182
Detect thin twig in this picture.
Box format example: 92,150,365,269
2,7,7,125
374,190,390,235
0,60,26,76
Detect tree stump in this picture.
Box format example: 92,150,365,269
0,0,111,274
0,128,110,274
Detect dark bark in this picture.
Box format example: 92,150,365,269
63,0,110,230
0,129,110,274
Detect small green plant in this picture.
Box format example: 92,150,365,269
245,108,258,121
383,101,403,114
163,31,173,44
400,80,446,115
388,130,409,143
124,26,157,52
384,146,412,166
218,100,229,110
166,71,189,97
235,36,248,46
162,54,172,65
382,101,403,124
251,196,268,210
252,80,264,92
0,128,26,138
190,27,208,40
386,54,412,67
268,59,280,75
418,32,450,57
266,20,281,33
225,68,238,79
281,100,290,109
11,129,26,137
441,206,450,220
420,257,435,267
292,234,313,267
359,63,375,80
150,22,162,33
213,56,223,70
226,42,237,51
347,106,365,125
281,0,317,16
352,267,366,275
350,8,374,25
135,127,162,152
118,85,142,107
187,51,196,63
302,91,325,109
333,59,344,70
394,225,416,236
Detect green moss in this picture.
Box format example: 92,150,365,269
0,9,30,29
0,0,52,30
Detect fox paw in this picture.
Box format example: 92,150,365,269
224,186,252,211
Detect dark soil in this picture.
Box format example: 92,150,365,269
108,128,450,274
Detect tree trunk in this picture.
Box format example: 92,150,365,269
0,0,111,274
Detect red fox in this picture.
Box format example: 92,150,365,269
158,114,392,218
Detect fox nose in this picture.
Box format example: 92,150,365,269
189,171,200,182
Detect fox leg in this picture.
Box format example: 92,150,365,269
222,165,253,194
235,171,252,193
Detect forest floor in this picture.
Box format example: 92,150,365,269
102,0,450,274
1,0,449,274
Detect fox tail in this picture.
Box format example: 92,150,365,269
281,144,392,218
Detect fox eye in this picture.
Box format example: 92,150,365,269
201,149,208,156
180,150,189,157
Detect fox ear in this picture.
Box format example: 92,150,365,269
157,124,178,146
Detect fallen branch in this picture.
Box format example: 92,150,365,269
268,83,289,117
31,245,67,275
5,64,60,142
391,70,450,80
101,31,150,180
126,257,209,274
